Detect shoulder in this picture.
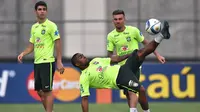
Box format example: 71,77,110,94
80,69,89,82
126,26,140,31
107,29,117,38
90,58,101,63
46,19,58,28
31,23,39,30
91,57,110,63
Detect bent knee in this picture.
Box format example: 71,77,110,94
37,90,43,97
37,90,45,101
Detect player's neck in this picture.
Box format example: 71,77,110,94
80,66,88,70
37,18,47,24
80,63,90,70
116,26,126,32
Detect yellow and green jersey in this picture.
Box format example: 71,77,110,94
29,19,60,64
107,26,144,65
79,58,120,97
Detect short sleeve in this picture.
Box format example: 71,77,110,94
101,58,111,64
29,26,34,43
51,23,60,41
79,72,90,97
107,34,115,51
134,27,144,42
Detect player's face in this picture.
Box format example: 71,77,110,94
35,6,47,20
112,14,125,29
76,53,88,67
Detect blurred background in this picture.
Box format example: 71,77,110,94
0,0,199,112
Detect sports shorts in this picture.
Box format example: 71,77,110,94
34,62,55,92
116,50,144,93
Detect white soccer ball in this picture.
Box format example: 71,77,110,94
145,18,161,35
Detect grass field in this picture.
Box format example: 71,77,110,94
0,102,199,112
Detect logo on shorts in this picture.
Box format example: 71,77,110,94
27,67,81,102
128,80,138,87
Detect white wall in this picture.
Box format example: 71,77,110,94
63,0,107,57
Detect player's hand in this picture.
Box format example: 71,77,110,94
57,61,65,74
157,55,166,64
111,55,119,60
17,53,24,63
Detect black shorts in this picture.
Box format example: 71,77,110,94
116,50,144,93
34,62,55,92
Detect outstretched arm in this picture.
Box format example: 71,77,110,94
81,96,89,112
108,51,131,64
110,54,132,64
142,39,165,63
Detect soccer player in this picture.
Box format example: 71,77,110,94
107,9,165,112
71,21,170,112
17,1,64,112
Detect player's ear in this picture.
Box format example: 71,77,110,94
75,63,80,67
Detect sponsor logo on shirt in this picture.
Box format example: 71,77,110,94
123,32,129,35
96,66,103,72
140,32,143,36
121,45,128,51
114,34,119,37
36,37,41,43
55,30,59,36
41,29,46,35
93,61,99,65
126,36,131,42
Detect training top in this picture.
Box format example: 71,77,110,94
29,19,60,64
107,26,144,65
79,58,120,97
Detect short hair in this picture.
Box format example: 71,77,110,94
35,1,47,10
71,53,79,67
112,9,125,16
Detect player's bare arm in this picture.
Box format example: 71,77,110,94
81,96,89,112
107,51,114,57
110,53,132,64
55,38,64,74
17,42,34,63
108,51,132,64
142,39,165,63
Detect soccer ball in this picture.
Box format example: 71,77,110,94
145,18,161,35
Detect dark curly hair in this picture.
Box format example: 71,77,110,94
35,1,47,10
71,53,79,67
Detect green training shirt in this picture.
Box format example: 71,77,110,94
107,26,144,65
29,19,60,64
79,58,120,97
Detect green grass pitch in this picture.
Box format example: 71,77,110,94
0,102,199,112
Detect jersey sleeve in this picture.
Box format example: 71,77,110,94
107,34,115,51
101,58,111,64
134,27,144,43
79,72,90,97
29,26,34,43
51,23,60,41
